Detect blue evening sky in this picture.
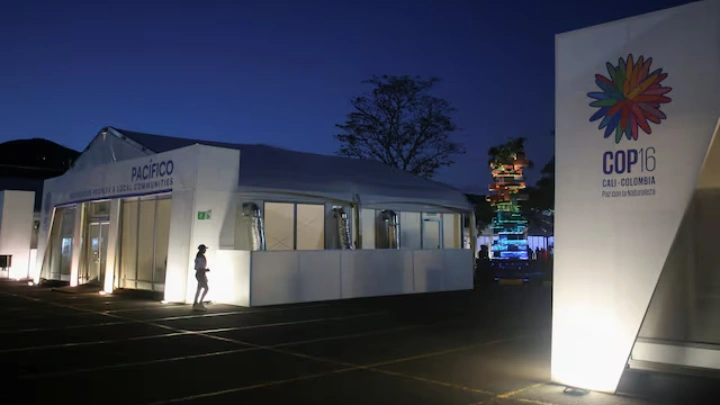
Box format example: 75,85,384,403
0,0,693,192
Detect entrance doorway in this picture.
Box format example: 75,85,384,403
39,206,77,282
119,195,171,292
81,221,109,285
422,213,442,250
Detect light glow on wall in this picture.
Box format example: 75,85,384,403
164,263,191,303
551,304,626,393
27,249,37,281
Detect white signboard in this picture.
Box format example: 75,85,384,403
553,0,720,393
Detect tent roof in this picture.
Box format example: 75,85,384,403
109,127,470,210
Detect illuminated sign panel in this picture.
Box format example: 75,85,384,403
553,0,720,393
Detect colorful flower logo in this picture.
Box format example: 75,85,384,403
588,54,672,143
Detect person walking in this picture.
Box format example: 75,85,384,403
193,244,210,311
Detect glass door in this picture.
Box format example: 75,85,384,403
83,222,109,285
118,196,171,292
422,219,442,249
99,223,109,284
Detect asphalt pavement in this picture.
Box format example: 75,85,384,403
0,280,716,404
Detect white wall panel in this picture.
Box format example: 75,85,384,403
248,249,471,307
185,146,241,303
414,249,447,293
213,250,251,307
250,251,300,306
443,250,473,291
298,250,342,302
0,191,35,280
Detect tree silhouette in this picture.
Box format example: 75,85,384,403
487,137,533,168
335,75,465,178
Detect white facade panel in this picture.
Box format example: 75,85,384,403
246,249,473,307
0,190,35,280
553,0,720,393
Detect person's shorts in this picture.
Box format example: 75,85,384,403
195,272,208,288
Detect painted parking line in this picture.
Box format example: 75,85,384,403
196,311,386,334
148,305,330,322
0,311,385,354
6,289,538,404
20,323,429,380
142,368,359,405
0,311,258,334
0,302,333,335
106,302,329,315
134,334,528,405
0,307,32,312
514,399,558,405
0,331,190,354
133,321,530,404
0,320,133,335
372,367,494,395
497,383,546,399
362,337,514,369
467,398,558,405
23,347,258,379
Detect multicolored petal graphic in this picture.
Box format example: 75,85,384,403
588,54,672,143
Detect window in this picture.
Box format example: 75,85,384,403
264,202,295,251
360,208,376,249
400,212,421,249
422,213,442,250
296,204,324,250
262,202,326,251
119,197,171,291
443,213,461,249
89,200,110,217
153,198,171,286
119,200,138,288
136,199,156,287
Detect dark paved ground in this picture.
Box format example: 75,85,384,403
0,280,717,405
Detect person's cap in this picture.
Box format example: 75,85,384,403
198,244,209,250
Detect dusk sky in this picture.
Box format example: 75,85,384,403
0,0,693,193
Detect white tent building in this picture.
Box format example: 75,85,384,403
33,127,474,306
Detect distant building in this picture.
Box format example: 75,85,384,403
0,138,79,210
0,138,78,279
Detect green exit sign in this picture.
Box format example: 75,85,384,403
197,210,212,220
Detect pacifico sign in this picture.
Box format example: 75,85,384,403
66,158,176,202
131,159,174,182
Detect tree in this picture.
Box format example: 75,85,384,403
466,193,494,232
486,137,534,168
335,75,465,178
523,156,555,235
532,156,554,213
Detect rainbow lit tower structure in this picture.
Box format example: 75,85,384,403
486,151,530,260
